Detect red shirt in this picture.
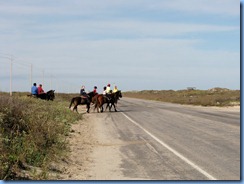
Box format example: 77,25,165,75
38,86,44,94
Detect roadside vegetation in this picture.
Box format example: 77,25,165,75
124,88,240,107
0,92,81,180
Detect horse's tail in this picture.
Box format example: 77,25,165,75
95,95,103,108
94,95,100,108
69,98,75,109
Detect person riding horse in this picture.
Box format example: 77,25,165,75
38,84,45,95
31,83,38,97
69,91,97,113
93,86,97,93
103,86,111,101
80,85,90,103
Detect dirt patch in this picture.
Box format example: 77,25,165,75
54,113,96,180
211,106,240,112
53,108,132,180
85,113,127,180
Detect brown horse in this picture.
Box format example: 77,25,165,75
94,90,122,113
94,94,110,113
91,93,99,104
69,91,97,113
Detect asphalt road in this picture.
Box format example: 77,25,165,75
89,97,240,180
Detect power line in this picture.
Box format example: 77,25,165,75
0,52,81,94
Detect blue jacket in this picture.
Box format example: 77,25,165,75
31,86,38,95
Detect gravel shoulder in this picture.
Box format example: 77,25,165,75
55,110,96,180
55,106,129,180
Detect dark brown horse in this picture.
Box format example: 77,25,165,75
37,90,55,101
108,90,122,111
69,91,97,113
27,90,55,101
94,90,122,113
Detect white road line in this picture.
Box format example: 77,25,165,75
120,112,217,180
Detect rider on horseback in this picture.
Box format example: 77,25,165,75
38,84,45,95
31,83,38,97
106,83,112,94
103,86,111,101
93,86,97,94
80,85,90,103
113,85,118,93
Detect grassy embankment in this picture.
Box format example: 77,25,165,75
124,88,240,106
0,92,81,180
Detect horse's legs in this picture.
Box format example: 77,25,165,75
86,103,90,113
73,105,78,113
114,104,117,112
93,103,97,112
109,103,116,112
112,103,117,112
105,103,110,111
97,100,101,113
94,99,99,113
109,103,113,111
97,98,104,113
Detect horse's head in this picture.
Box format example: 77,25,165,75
47,90,55,101
117,90,122,98
114,90,122,99
87,91,97,101
87,91,96,97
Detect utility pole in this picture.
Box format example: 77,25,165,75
50,74,52,89
30,64,33,87
0,54,13,95
10,56,13,96
42,69,45,86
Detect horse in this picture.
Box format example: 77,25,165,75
94,94,110,113
112,90,122,104
69,91,97,113
91,93,99,105
36,90,55,101
107,90,122,111
94,90,122,113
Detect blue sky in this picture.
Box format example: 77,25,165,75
0,0,240,93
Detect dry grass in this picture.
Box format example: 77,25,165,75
123,88,240,106
0,92,81,180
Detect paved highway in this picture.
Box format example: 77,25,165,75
88,97,240,180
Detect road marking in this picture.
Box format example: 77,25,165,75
120,112,217,180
